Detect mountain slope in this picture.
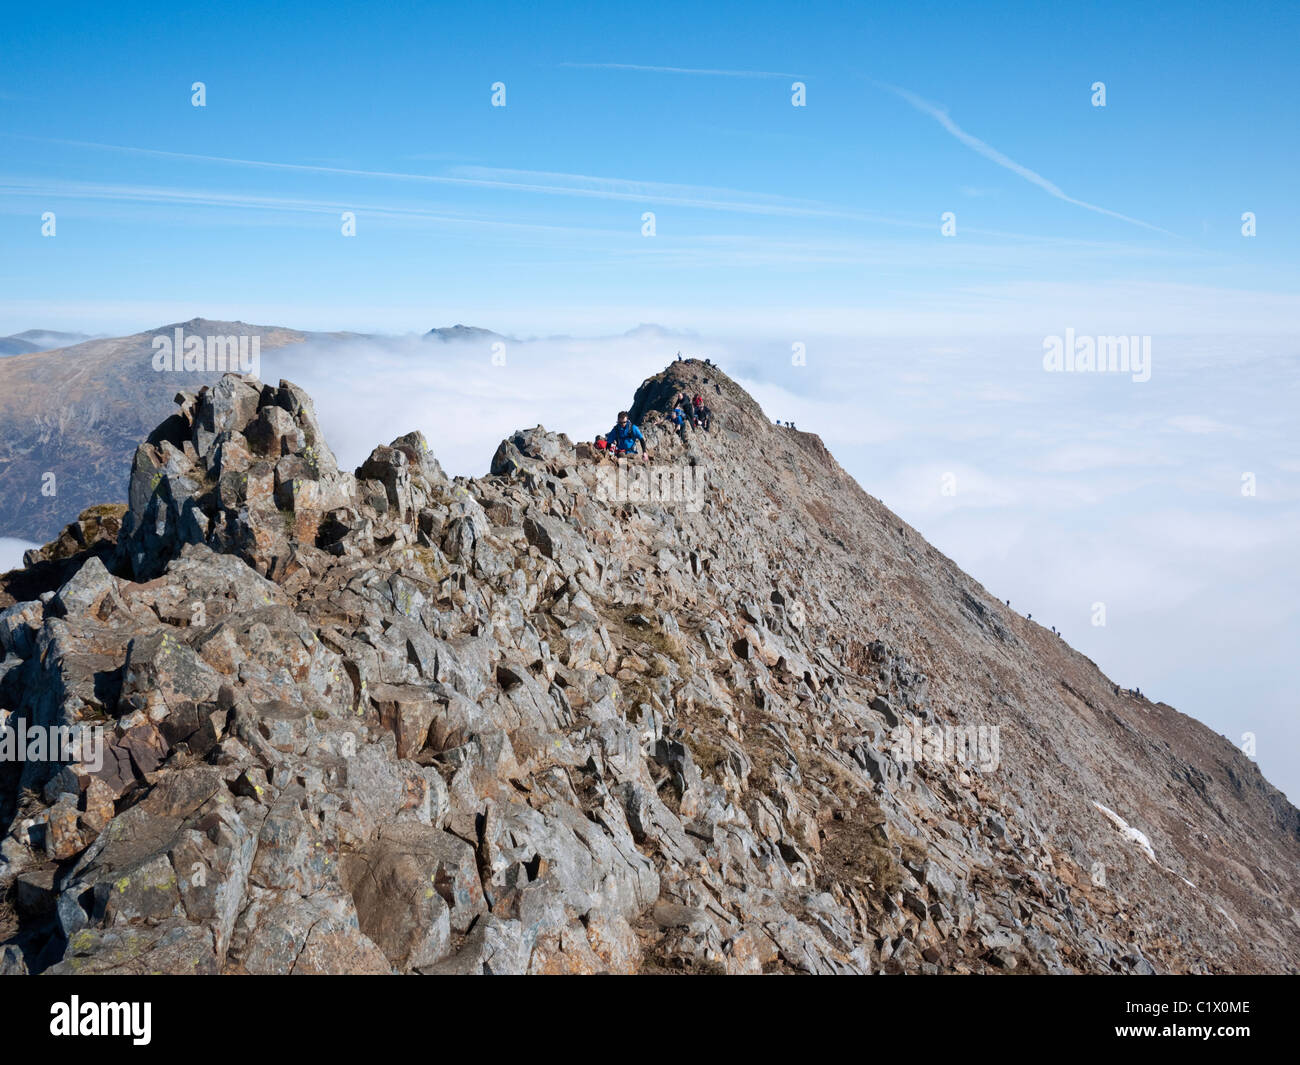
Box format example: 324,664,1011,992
0,360,1295,975
0,320,307,542
0,338,40,357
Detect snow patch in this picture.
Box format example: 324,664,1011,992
1092,801,1158,863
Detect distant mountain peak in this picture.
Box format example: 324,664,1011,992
424,324,507,343
621,322,695,339
0,329,93,356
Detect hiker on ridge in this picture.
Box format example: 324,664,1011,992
669,403,687,437
608,410,649,459
675,392,699,429
692,394,711,432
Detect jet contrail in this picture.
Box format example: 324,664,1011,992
880,82,1176,237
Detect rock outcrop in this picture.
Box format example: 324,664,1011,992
0,320,308,544
1,360,1296,975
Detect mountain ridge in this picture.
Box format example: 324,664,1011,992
0,319,679,543
0,358,1294,975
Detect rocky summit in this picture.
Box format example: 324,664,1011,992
0,360,1296,976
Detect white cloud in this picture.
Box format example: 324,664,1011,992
258,334,683,478
1033,444,1172,474
1166,414,1232,434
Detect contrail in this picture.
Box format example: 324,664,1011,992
879,82,1176,237
9,139,896,222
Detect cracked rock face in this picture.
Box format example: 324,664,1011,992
1,361,1297,975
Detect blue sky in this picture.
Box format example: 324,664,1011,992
2,0,1297,333
1,2,1299,800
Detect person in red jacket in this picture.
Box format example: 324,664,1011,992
692,394,711,431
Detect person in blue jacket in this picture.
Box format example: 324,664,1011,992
608,410,649,457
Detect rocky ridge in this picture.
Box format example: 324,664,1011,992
1,360,1296,975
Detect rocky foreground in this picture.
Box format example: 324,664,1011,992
1,361,1296,975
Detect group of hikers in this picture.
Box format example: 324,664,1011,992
1007,600,1064,640
593,391,713,460
674,352,715,368
670,391,712,433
